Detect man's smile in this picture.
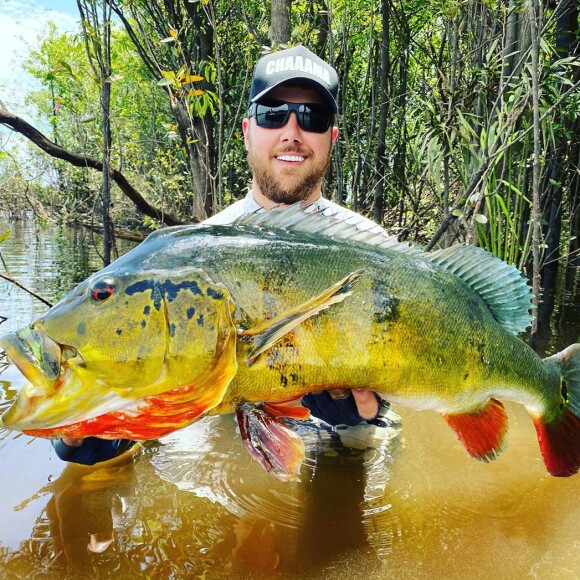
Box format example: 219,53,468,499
276,154,306,163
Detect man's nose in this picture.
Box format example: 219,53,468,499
280,112,303,141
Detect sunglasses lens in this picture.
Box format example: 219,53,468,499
255,102,290,128
299,103,332,132
254,100,332,133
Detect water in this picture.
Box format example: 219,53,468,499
1,213,580,579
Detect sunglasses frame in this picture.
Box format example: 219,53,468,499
248,99,334,133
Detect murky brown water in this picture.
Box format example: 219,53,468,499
1,213,579,579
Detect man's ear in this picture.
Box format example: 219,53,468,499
242,118,250,150
331,126,339,144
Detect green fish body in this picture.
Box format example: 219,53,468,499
2,206,579,480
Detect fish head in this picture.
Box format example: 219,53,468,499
1,267,237,432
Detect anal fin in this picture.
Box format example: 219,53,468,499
443,399,508,462
235,403,306,482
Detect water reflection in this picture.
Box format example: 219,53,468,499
2,213,580,578
1,420,401,577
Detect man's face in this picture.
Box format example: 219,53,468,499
243,84,339,205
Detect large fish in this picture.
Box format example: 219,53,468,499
2,205,580,481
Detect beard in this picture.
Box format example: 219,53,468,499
247,142,333,205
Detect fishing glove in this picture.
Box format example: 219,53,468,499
51,438,136,465
301,391,390,427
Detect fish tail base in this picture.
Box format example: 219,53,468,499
538,343,580,476
533,409,580,477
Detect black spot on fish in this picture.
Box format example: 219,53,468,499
280,375,288,388
116,328,122,335
164,279,203,301
77,322,86,335
141,320,146,328
126,280,162,309
187,307,196,320
143,305,151,315
170,324,176,337
126,279,203,310
197,314,204,326
464,373,469,381
372,280,399,324
207,287,224,300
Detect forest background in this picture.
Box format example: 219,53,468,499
0,0,578,324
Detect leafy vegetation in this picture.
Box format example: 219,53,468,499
0,0,578,294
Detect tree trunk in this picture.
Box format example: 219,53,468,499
77,0,114,264
373,0,390,224
540,0,579,289
270,0,292,46
101,64,113,265
527,0,542,346
107,0,216,222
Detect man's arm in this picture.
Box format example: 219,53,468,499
51,437,136,465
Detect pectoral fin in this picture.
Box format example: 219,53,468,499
235,402,307,481
443,399,508,462
239,270,363,364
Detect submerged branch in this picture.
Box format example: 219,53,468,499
0,107,185,227
0,273,53,307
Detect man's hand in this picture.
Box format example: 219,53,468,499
301,388,383,427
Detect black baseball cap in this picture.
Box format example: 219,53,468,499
249,46,338,113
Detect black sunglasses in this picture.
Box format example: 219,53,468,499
248,99,334,133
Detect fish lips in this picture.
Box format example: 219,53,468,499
0,326,64,397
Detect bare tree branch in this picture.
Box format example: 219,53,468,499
0,108,186,227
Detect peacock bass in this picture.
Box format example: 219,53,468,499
2,205,580,481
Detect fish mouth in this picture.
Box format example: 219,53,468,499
0,326,85,430
1,325,82,398
0,326,63,397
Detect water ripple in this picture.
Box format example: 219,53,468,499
151,412,404,556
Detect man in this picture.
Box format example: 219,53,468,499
53,46,396,465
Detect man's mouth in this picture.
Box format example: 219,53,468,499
276,154,306,163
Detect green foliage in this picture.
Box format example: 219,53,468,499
3,0,579,281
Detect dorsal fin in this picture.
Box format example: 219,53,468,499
235,203,534,335
425,245,533,334
235,202,422,256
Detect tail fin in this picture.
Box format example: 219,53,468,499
533,344,580,477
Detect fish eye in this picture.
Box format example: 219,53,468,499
90,278,116,302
